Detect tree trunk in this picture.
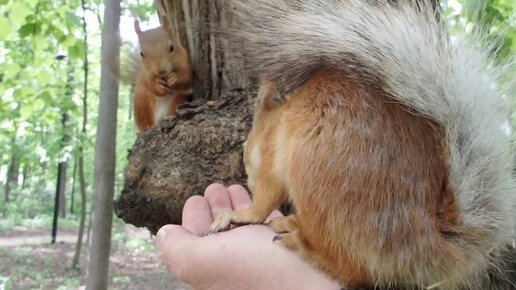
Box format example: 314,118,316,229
58,61,75,218
114,0,256,233
21,164,29,190
4,145,19,203
57,145,68,218
72,0,89,268
70,152,77,215
85,0,120,288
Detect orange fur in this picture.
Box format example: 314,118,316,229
132,18,193,133
207,69,470,288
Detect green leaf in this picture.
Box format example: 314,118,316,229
68,42,85,60
18,23,36,37
4,63,21,78
0,17,13,40
8,2,31,25
19,104,33,119
37,71,52,84
65,12,81,27
32,98,45,111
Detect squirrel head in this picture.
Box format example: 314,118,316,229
134,16,186,77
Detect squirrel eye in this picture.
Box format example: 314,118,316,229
169,44,175,52
140,52,144,58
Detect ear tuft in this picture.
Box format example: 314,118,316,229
134,19,142,35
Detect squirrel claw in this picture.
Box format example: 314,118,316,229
155,83,169,95
167,74,178,87
204,211,234,236
272,235,283,243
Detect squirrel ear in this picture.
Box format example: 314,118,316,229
161,16,171,34
134,19,142,35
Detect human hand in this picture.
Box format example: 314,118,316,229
155,183,342,290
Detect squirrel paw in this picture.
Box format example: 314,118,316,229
154,80,170,95
204,210,233,236
270,215,302,251
167,73,178,87
204,208,265,236
272,232,302,251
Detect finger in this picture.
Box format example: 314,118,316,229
181,195,213,236
204,183,232,219
227,184,251,210
155,224,197,278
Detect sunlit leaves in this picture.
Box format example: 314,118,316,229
8,3,31,25
18,22,42,38
0,17,13,40
68,41,85,60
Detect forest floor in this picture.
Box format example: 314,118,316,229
0,223,187,290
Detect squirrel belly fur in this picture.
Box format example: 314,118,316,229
129,17,193,133
206,0,516,289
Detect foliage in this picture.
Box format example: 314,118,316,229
0,0,150,225
444,0,516,60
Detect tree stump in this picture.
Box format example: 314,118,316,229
114,90,254,234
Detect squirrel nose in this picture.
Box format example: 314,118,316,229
158,70,167,76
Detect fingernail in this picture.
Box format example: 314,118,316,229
156,227,167,247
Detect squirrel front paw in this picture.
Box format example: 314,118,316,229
154,78,170,95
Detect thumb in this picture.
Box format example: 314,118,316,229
156,224,198,279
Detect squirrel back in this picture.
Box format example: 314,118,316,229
222,0,515,288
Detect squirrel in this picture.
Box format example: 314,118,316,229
205,0,516,289
130,16,193,133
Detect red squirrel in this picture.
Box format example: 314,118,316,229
132,17,193,133
206,1,516,289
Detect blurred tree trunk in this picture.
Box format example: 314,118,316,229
4,140,19,202
21,164,29,190
52,66,72,242
57,60,74,218
57,119,69,218
85,0,120,288
73,0,89,268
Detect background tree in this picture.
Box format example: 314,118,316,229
85,0,120,289
72,0,91,269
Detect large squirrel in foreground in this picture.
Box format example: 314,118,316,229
130,17,193,133
206,0,516,289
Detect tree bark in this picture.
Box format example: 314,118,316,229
4,144,18,203
85,0,120,288
115,92,253,233
72,0,89,268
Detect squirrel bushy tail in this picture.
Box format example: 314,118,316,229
119,44,141,86
224,0,515,288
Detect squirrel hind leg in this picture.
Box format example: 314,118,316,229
270,214,376,289
270,215,303,251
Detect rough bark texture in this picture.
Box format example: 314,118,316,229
164,0,253,100
115,90,253,234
